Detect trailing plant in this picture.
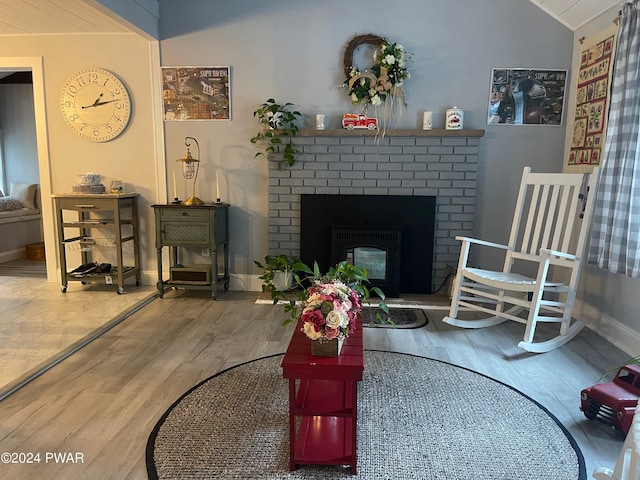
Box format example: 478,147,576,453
254,254,304,305
271,260,390,326
250,98,302,167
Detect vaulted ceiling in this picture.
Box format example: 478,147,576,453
530,0,620,30
0,0,132,35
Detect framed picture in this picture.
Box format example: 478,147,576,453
162,66,231,120
488,68,567,126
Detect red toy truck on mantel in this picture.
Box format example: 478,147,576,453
580,363,640,436
342,113,378,130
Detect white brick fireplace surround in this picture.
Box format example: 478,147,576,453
267,128,485,294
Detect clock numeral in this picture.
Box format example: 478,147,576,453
67,113,78,122
111,87,121,96
66,85,78,98
88,72,99,84
80,123,89,132
93,127,101,137
105,124,113,134
113,115,123,124
64,100,74,108
76,75,87,88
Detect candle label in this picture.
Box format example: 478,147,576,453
446,107,463,130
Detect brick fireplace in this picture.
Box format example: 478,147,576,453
266,128,484,295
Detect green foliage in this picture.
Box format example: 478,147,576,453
250,98,302,168
255,257,390,326
597,354,640,383
253,254,304,305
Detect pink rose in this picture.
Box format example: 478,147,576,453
348,312,358,334
349,291,362,310
324,327,339,340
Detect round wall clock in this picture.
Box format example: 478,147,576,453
60,68,132,142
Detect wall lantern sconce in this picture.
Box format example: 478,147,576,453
176,136,204,206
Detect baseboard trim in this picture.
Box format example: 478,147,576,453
574,299,640,357
0,248,26,263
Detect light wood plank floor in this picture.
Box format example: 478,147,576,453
0,263,156,399
0,288,631,479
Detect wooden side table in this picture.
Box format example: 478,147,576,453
281,320,364,474
53,193,141,294
152,203,229,300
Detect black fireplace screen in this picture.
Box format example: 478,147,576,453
300,194,436,297
331,226,402,297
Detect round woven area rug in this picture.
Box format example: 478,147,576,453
147,351,585,480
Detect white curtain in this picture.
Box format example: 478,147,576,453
588,0,640,277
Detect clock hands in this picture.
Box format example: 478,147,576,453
81,93,118,109
92,99,118,107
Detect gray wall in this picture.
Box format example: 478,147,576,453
0,84,39,188
158,0,573,286
571,7,640,354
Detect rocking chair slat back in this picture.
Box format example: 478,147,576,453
506,168,593,264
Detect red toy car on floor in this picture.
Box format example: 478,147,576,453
580,363,640,436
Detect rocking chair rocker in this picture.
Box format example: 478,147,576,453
444,166,600,353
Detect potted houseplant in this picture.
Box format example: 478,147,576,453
280,260,389,325
254,254,304,304
250,98,302,167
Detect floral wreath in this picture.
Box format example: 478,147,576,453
341,34,413,111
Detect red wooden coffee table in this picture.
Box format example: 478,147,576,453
281,319,364,474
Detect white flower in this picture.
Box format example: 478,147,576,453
326,310,346,329
371,94,382,106
385,54,396,65
351,93,359,103
398,60,406,68
398,44,404,51
368,88,376,96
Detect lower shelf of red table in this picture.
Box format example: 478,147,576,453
294,415,354,466
295,379,354,415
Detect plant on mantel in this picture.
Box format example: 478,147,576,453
250,98,302,168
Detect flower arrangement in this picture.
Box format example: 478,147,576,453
342,35,413,111
300,280,362,342
260,260,389,343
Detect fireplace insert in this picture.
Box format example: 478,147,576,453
300,194,435,296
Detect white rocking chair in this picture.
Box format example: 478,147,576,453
444,166,600,353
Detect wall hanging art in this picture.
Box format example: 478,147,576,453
487,68,567,126
162,66,231,121
566,23,617,171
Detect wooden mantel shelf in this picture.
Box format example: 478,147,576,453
298,128,485,137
